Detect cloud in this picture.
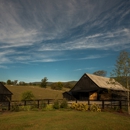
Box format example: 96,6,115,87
0,0,129,65
74,67,96,71
79,55,105,60
0,65,8,69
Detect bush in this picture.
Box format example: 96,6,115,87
40,101,47,109
20,105,32,111
44,104,53,111
71,103,89,111
90,103,101,112
11,103,20,112
53,100,60,109
60,99,68,109
51,82,63,90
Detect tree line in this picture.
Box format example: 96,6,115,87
1,77,76,90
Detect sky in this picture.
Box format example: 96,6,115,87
0,0,130,83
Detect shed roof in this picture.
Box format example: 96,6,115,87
86,73,128,91
0,82,13,95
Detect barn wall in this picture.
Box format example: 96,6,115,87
71,74,99,92
0,94,11,102
63,93,75,100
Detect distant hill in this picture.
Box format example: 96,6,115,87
32,81,77,86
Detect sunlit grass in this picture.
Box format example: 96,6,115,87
0,110,130,130
6,85,63,100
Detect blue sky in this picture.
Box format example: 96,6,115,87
0,0,130,83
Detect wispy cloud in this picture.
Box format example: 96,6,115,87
79,55,105,60
0,0,129,65
0,65,8,69
74,67,96,71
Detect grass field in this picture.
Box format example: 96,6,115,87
6,85,65,100
0,110,130,130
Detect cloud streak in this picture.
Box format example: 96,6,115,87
0,0,130,65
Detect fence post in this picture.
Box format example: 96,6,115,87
8,102,10,111
102,100,104,109
24,100,26,106
47,99,50,104
88,99,90,105
37,100,40,108
119,100,122,109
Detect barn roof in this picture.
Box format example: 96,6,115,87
0,82,13,95
86,73,128,91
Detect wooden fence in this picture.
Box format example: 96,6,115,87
0,99,128,111
71,100,127,110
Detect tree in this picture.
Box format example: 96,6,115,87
14,80,18,85
111,51,130,87
51,82,63,90
21,91,35,100
7,79,12,85
110,51,130,114
40,77,48,88
93,70,107,77
64,82,74,88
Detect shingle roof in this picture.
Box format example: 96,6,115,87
86,73,129,91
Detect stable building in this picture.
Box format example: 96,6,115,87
63,73,128,101
0,82,13,102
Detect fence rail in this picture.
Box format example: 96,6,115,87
69,100,127,109
0,99,128,111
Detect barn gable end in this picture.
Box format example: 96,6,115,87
0,82,13,102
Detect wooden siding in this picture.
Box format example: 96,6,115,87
71,74,99,92
0,82,12,102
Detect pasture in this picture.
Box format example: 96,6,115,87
0,110,130,130
6,85,64,100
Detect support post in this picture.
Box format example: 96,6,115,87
47,99,50,105
8,102,10,111
102,100,104,109
88,99,90,105
24,100,26,106
128,90,130,114
119,100,122,109
37,100,40,108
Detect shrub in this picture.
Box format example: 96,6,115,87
90,103,101,112
45,104,53,111
21,105,32,111
71,103,89,111
51,82,63,90
60,99,68,109
40,101,47,109
11,103,20,112
53,100,60,109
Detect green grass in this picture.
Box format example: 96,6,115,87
0,110,130,130
6,85,64,100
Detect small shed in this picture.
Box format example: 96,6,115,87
63,73,128,101
0,82,13,102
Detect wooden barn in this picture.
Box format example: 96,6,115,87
0,82,13,102
63,73,128,101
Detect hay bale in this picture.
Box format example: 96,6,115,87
89,92,97,100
